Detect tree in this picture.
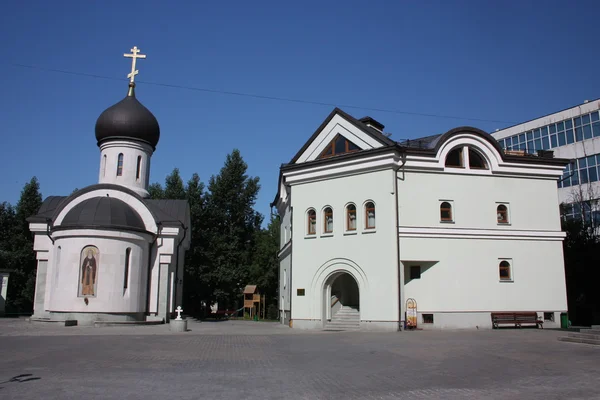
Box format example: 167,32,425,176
201,149,263,307
164,168,186,200
6,177,43,313
248,214,280,305
148,182,164,199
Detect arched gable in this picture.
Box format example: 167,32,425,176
52,184,158,233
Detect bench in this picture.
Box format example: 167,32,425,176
491,312,543,329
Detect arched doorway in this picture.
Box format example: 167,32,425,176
323,271,360,330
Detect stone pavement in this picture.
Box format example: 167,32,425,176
0,319,599,399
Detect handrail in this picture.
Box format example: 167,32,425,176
331,295,340,307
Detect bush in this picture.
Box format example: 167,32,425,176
267,304,278,320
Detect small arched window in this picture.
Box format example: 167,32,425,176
124,248,131,290
469,149,487,169
117,153,124,176
440,202,453,221
365,202,376,229
102,155,107,177
499,260,511,281
307,209,316,235
497,204,508,223
346,204,357,231
136,156,142,180
445,148,463,167
323,207,334,233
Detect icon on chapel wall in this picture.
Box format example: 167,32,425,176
78,246,99,297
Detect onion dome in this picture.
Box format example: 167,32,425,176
61,196,145,231
95,83,160,149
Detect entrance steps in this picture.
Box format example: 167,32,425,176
558,329,600,346
324,306,360,331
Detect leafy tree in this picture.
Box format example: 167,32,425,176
148,182,164,199
248,215,280,304
201,149,263,307
164,168,186,200
6,177,43,313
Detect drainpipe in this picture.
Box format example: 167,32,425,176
45,218,55,245
173,221,188,313
394,152,407,331
146,222,162,315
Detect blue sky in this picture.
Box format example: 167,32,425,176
1,1,599,222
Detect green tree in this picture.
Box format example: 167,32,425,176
164,168,186,200
148,182,164,199
248,214,280,305
201,149,263,307
6,177,43,313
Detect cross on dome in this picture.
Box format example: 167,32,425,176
124,46,146,84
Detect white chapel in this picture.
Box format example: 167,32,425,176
27,47,191,325
272,108,569,331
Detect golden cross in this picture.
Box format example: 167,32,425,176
123,46,146,83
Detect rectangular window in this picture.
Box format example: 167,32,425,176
422,314,434,324
583,125,592,140
124,248,131,290
410,266,421,280
566,129,575,144
582,114,591,125
550,135,558,148
542,136,550,150
544,312,554,322
297,289,305,296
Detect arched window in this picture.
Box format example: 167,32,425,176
124,248,131,290
307,209,316,235
469,149,487,169
445,148,463,167
136,156,142,180
365,202,376,229
116,153,124,176
102,155,107,177
497,204,508,223
499,260,511,281
346,204,357,231
440,202,452,221
323,207,333,233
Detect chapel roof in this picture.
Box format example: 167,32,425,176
58,197,146,232
27,184,189,231
95,84,160,149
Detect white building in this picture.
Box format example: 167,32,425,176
27,55,191,325
492,99,600,224
272,108,569,331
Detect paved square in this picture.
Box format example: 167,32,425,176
0,319,599,399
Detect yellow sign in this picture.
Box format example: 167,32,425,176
406,298,417,328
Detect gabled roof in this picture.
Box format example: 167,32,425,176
288,107,395,164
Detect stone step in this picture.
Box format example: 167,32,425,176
586,329,600,335
332,314,359,319
568,332,600,341
558,336,600,346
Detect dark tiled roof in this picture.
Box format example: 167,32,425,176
58,197,145,231
397,134,443,149
145,199,188,226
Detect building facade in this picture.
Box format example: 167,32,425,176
492,99,600,224
27,67,191,325
272,108,569,331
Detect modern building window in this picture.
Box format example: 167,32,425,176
499,260,512,281
410,266,421,280
117,153,124,176
307,209,316,235
346,204,357,231
136,156,142,180
365,201,376,229
323,207,333,233
469,149,487,169
558,152,600,189
440,201,453,222
124,248,131,289
319,134,361,159
445,148,463,167
497,204,509,224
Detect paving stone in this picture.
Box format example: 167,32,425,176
0,319,598,399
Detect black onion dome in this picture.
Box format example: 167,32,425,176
95,86,160,148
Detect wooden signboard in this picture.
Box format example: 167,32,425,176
406,298,417,329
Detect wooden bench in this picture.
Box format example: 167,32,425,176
491,312,543,329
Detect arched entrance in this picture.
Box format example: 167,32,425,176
323,271,360,330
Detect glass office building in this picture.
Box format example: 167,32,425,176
492,99,600,223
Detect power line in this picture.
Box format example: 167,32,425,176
7,62,516,125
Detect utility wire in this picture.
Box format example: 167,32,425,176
7,62,516,125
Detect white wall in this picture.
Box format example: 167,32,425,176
279,252,291,313
98,140,153,198
290,168,399,325
46,233,149,313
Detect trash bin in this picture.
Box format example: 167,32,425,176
560,312,568,329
